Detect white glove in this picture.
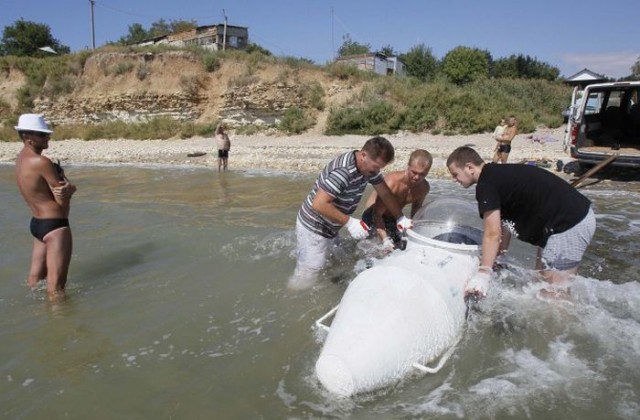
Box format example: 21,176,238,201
381,237,395,252
345,217,369,240
464,270,494,298
396,215,413,231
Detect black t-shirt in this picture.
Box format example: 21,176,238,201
476,163,591,247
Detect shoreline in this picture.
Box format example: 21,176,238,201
0,127,571,179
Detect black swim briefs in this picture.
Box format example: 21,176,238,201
30,217,69,241
498,144,512,153
218,149,229,158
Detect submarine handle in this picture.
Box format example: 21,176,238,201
315,305,340,332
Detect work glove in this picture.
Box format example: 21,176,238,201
464,269,494,298
345,217,369,240
381,237,395,253
396,215,413,231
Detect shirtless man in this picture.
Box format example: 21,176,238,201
492,116,518,164
362,149,432,250
14,114,76,300
215,124,231,171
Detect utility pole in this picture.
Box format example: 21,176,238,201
222,9,228,52
89,0,96,49
331,7,335,61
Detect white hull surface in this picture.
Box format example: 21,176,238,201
315,199,482,396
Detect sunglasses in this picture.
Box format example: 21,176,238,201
24,131,51,138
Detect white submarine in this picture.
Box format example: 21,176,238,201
314,198,483,396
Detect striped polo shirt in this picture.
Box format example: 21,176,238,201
297,151,384,238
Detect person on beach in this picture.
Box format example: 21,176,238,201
289,136,413,290
362,149,432,251
446,146,595,300
215,123,231,171
14,114,76,301
492,116,518,164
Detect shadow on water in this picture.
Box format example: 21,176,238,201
73,241,157,281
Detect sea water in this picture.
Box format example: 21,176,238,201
0,164,639,419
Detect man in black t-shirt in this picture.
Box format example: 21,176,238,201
446,146,596,298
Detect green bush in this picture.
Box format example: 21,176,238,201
279,107,314,134
0,124,16,141
326,101,400,135
0,98,11,118
402,96,439,132
114,62,134,75
326,62,360,81
179,74,204,97
235,124,265,135
325,77,570,135
196,123,217,137
202,52,219,72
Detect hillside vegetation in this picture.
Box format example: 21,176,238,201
0,45,571,141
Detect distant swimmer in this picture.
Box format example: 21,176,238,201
14,114,76,301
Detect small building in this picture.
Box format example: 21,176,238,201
136,24,248,51
335,52,406,77
564,68,607,87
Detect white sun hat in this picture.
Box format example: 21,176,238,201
14,114,53,134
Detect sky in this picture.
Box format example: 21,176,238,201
1,0,638,79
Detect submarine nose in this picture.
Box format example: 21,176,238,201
315,354,355,397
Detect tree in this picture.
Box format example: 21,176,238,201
337,34,370,57
245,43,272,56
116,19,196,45
117,23,148,45
0,19,70,56
493,54,559,81
632,57,640,78
379,44,396,57
400,43,438,82
441,46,491,85
149,19,196,38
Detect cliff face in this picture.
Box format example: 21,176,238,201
4,51,356,132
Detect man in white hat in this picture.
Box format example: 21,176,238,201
14,114,76,300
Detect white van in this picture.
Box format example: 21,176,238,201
567,82,640,168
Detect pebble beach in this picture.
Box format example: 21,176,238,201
0,126,571,178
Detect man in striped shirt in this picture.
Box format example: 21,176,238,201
289,136,413,290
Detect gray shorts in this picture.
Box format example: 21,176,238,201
541,207,596,271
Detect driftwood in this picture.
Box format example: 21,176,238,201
570,154,618,188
